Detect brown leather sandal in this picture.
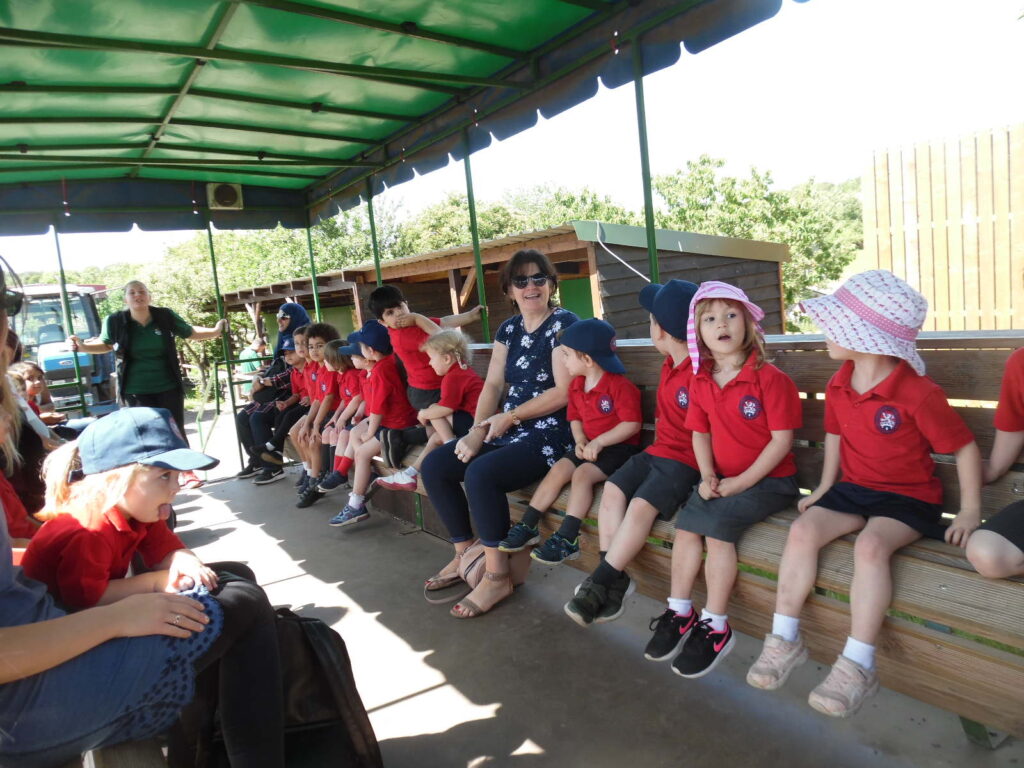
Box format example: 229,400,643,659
424,552,464,592
450,571,513,619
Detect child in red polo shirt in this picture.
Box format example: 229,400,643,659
22,408,222,610
564,280,701,628
747,270,981,718
367,284,482,467
378,329,484,493
496,318,641,565
329,320,417,528
968,347,1024,579
664,281,801,680
293,322,341,507
316,338,367,494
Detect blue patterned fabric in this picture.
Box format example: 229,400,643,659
492,307,578,466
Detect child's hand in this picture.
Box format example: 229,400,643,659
716,477,749,498
698,476,720,500
393,313,421,329
167,551,218,592
275,401,287,411
581,441,603,462
797,486,829,514
300,396,310,406
574,441,588,460
109,592,210,639
417,410,430,426
945,510,981,548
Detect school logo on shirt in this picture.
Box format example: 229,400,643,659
311,371,318,381
875,405,901,434
320,381,328,393
676,386,689,409
597,394,614,414
739,395,762,420
344,387,353,397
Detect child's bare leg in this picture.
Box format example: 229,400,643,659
776,507,864,618
430,416,455,443
670,529,705,599
703,538,738,615
351,437,380,496
604,497,659,571
849,517,920,645
596,482,628,551
410,430,444,470
564,463,605,520
309,434,323,477
967,529,1024,579
527,458,575,515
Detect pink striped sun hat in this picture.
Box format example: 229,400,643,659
800,270,928,375
686,281,765,373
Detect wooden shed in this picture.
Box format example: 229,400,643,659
220,220,789,339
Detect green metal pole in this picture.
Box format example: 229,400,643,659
306,225,323,321
462,129,490,342
51,225,90,417
365,179,383,286
632,42,659,283
206,220,243,468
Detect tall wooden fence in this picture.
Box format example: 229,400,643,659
858,124,1024,330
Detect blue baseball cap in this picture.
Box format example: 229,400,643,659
558,318,626,375
338,330,365,358
349,319,392,354
280,337,296,352
78,407,219,475
639,279,699,340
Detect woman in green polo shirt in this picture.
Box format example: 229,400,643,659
68,281,226,487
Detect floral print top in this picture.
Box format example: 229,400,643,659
493,307,579,465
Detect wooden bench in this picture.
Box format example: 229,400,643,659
373,331,1024,746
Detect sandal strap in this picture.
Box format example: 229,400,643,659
483,570,511,583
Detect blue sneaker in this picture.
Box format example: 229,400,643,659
329,504,370,528
530,532,580,565
295,469,308,489
497,522,540,553
318,471,349,493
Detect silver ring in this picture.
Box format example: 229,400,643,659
172,614,181,626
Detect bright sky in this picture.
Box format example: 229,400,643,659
2,0,1022,274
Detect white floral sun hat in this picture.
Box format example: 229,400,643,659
800,270,929,375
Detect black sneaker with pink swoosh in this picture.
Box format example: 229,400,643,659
671,618,736,679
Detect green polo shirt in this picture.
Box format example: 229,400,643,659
101,309,193,395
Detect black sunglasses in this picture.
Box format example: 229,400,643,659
2,289,23,317
510,272,551,289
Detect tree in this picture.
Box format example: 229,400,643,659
653,156,861,330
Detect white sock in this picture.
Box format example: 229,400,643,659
700,609,728,633
265,442,275,451
668,598,692,616
842,636,876,670
406,466,419,478
302,462,310,473
772,613,801,643
348,493,365,509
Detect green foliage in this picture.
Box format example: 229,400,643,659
654,156,862,331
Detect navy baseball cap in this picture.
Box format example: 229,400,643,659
78,407,219,476
639,279,699,340
338,330,365,358
350,319,392,354
559,318,626,375
280,337,296,352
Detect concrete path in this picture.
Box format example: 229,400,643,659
177,410,1023,768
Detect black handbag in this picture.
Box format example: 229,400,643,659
208,607,383,768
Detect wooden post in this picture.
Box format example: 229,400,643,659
585,244,604,320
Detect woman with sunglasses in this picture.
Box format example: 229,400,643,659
421,249,579,618
67,280,227,489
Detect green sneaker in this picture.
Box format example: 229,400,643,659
564,578,608,628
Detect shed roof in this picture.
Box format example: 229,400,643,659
0,0,788,234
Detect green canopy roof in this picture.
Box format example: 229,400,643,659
0,0,787,233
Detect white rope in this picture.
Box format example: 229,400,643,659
593,222,651,283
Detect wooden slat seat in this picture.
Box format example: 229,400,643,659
372,332,1024,740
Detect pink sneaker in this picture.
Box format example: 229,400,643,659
808,655,879,717
746,633,808,690
179,470,204,490
377,469,418,492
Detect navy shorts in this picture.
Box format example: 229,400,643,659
979,500,1024,551
815,481,945,539
607,452,701,521
562,443,640,478
407,385,441,410
452,410,474,438
676,475,800,543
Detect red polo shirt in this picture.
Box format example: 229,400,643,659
303,361,321,402
389,317,443,390
366,355,417,429
1,475,36,540
567,372,642,445
22,507,184,609
824,360,974,504
995,347,1024,431
336,368,364,408
289,364,307,400
686,358,801,479
313,368,337,403
645,357,698,469
438,363,484,415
